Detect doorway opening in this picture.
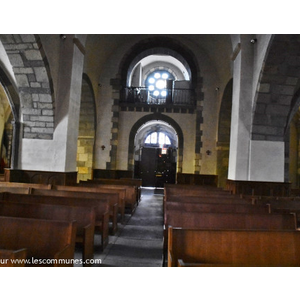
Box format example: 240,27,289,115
134,120,178,187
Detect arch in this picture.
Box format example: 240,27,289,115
0,67,20,169
216,79,233,187
118,36,200,88
252,35,300,142
0,34,55,139
109,36,203,172
127,113,184,172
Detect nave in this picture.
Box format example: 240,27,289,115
74,187,164,267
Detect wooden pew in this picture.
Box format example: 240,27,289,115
165,201,270,214
33,187,119,235
0,181,51,196
90,178,142,203
168,227,300,267
163,209,297,265
0,186,30,195
164,183,231,196
0,248,27,267
0,216,77,267
165,210,297,230
0,201,96,265
163,195,253,223
0,192,109,251
164,201,270,225
164,194,252,204
81,180,138,214
0,182,51,190
253,196,300,227
54,184,125,225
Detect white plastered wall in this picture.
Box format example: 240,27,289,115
249,140,284,182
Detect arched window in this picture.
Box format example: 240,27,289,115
145,132,171,146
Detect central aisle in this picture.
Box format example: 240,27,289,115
95,187,164,267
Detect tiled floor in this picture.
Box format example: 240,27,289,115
75,187,164,267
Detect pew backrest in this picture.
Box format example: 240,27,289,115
0,200,96,234
2,192,108,224
0,182,51,190
0,187,30,195
53,185,125,220
168,227,300,267
165,201,270,215
164,195,251,205
165,210,297,230
0,216,77,266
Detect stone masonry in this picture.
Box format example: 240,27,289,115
0,34,55,139
76,76,96,181
252,35,300,142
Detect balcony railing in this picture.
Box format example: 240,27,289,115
120,87,195,106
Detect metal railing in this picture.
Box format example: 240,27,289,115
121,87,195,106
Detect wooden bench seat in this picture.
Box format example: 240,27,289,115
0,216,77,267
0,201,96,265
0,248,27,267
163,209,297,265
0,192,109,251
32,187,119,235
81,180,138,214
54,184,125,225
168,227,300,267
90,178,142,203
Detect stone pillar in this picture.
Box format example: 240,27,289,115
55,35,86,172
228,37,285,183
228,39,253,180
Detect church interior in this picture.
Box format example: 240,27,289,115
0,6,299,297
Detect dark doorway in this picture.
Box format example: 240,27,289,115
140,147,176,187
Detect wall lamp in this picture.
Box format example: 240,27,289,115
250,38,257,44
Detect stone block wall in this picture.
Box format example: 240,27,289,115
0,34,55,139
76,75,96,182
76,138,94,182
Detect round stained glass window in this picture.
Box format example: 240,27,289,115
146,70,174,98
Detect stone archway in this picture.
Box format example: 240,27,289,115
252,35,300,142
127,113,184,175
0,34,55,140
109,36,203,173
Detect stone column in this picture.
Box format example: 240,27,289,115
228,37,285,182
55,35,86,172
228,39,253,181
